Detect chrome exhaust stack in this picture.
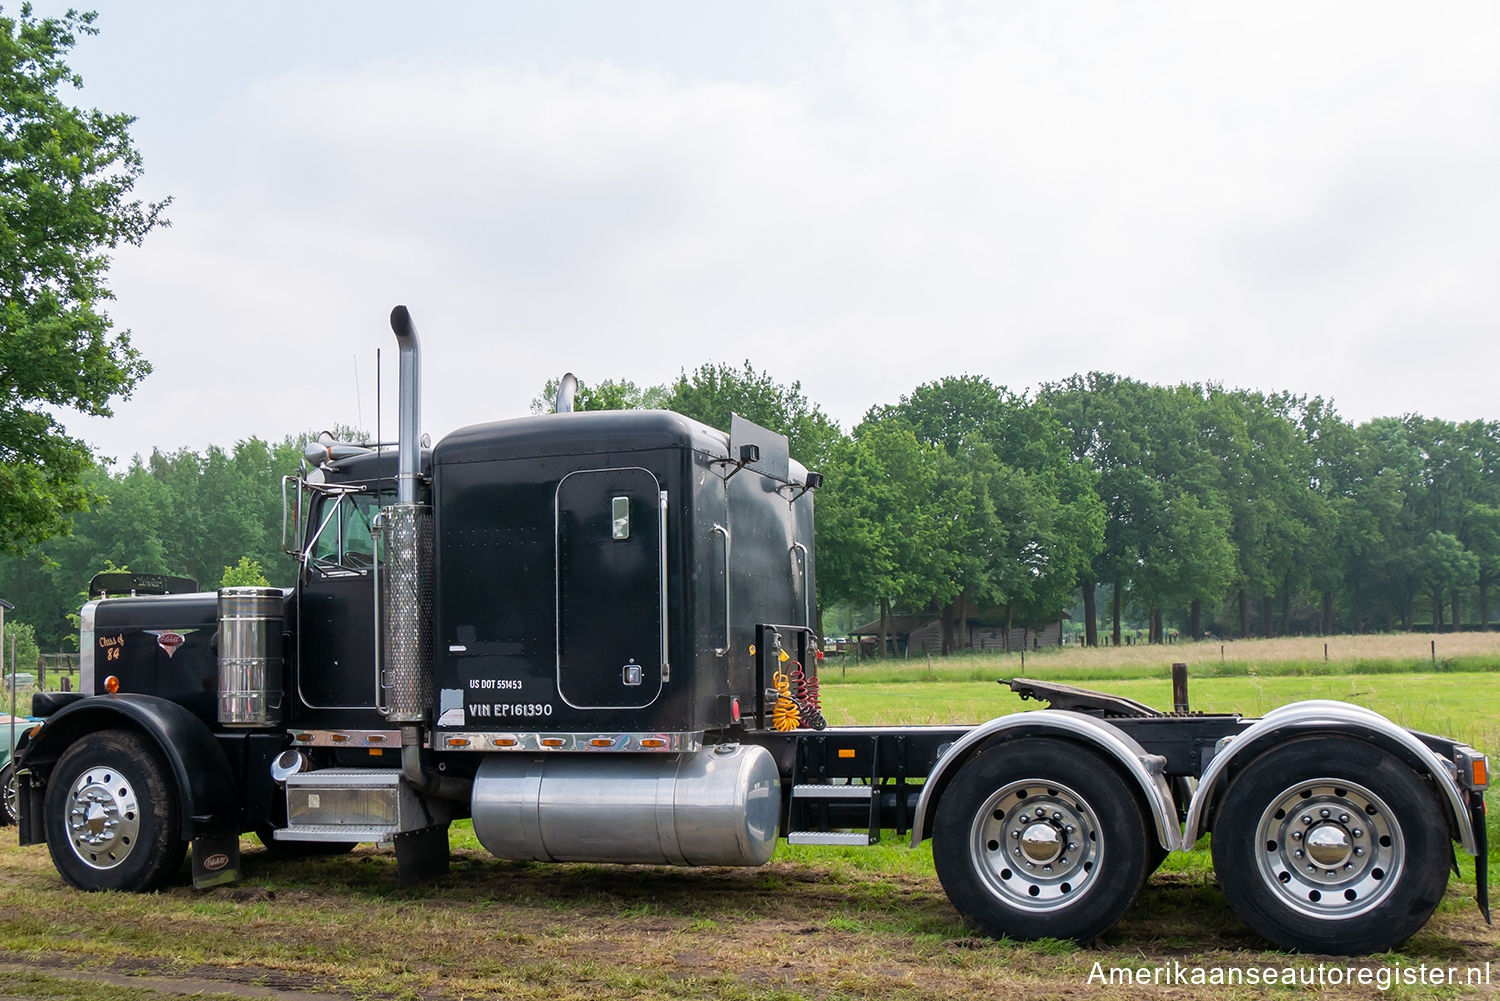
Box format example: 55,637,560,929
377,306,434,725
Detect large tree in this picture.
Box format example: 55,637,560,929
0,6,167,554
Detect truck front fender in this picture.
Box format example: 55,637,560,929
908,709,1180,852
19,693,239,842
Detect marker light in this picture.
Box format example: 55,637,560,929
541,738,566,748
1474,758,1489,788
103,675,120,694
492,737,517,747
446,737,470,748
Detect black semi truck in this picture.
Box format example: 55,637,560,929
12,307,1490,953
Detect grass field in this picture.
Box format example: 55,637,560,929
1,637,1497,1000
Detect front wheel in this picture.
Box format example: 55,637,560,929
43,730,187,891
932,738,1152,942
0,762,17,826
1211,737,1451,954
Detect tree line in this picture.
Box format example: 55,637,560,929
547,365,1500,651
4,361,1499,656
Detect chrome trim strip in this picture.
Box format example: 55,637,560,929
1181,700,1480,856
433,731,704,753
908,709,1180,853
287,729,403,749
79,600,100,694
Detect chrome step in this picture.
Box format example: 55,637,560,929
786,830,878,846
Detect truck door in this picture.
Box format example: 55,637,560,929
297,490,381,709
555,467,665,710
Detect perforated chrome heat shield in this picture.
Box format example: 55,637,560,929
378,502,434,722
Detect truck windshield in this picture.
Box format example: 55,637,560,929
307,492,382,573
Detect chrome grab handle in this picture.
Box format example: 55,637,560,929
791,541,811,628
713,523,731,656
659,491,670,682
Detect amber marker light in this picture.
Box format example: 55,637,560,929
640,737,667,748
590,738,615,748
1474,758,1489,788
330,733,350,743
540,737,566,748
493,737,517,747
295,733,314,742
103,675,120,694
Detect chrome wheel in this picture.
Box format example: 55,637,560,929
0,763,17,825
1212,737,1450,954
933,739,1150,942
63,763,142,871
971,778,1103,911
1255,779,1402,919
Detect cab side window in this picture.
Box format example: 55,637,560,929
306,493,382,574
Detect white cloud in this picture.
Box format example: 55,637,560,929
65,0,1500,463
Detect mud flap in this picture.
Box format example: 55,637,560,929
191,832,241,889
1472,793,1490,924
395,824,450,889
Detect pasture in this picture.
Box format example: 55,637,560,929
0,636,1496,1000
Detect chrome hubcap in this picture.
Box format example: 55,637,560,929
1255,778,1401,918
972,779,1101,912
64,765,141,871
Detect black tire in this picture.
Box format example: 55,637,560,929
43,730,187,891
1210,737,1451,954
932,738,1151,942
0,762,17,826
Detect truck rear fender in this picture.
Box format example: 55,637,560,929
908,709,1181,852
1181,700,1481,855
19,693,240,841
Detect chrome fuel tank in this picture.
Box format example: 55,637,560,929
471,743,780,866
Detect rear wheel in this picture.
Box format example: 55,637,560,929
932,738,1151,942
1211,737,1451,954
43,730,186,891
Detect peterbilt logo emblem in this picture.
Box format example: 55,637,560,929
203,852,230,871
145,629,194,658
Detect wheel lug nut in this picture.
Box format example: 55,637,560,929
1059,858,1069,867
1338,814,1349,824
1068,842,1078,852
1307,863,1317,872
1302,815,1313,825
1294,849,1304,859
1026,861,1035,869
1013,847,1021,857
1292,831,1303,841
1011,830,1021,839
1320,809,1330,819
1052,812,1062,822
1351,829,1362,838
1326,870,1336,877
1064,825,1074,834
1354,847,1365,857
1344,863,1353,871
1043,865,1052,873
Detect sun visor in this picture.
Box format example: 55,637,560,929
729,413,790,482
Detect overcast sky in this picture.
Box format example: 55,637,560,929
29,1,1500,464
